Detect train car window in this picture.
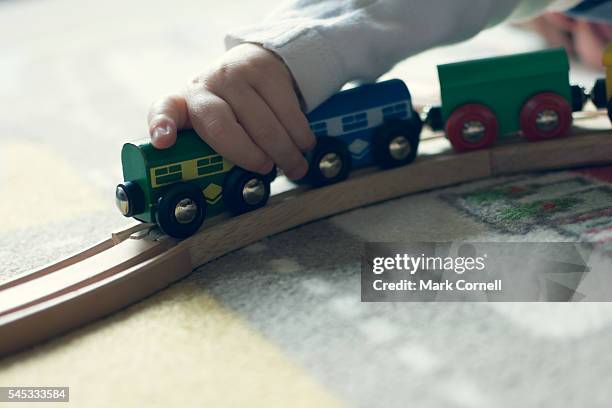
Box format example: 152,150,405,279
197,155,224,175
342,113,368,132
154,163,182,186
310,121,328,137
383,102,408,120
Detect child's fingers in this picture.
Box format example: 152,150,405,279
526,15,574,54
147,95,191,149
213,83,308,180
251,74,316,153
185,91,274,175
541,12,576,32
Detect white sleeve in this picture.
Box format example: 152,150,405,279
225,0,570,112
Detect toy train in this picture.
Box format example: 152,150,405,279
116,79,421,238
425,47,585,150
116,47,609,238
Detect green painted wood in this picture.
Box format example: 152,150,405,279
438,48,572,137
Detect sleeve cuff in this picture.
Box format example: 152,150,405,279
225,23,346,112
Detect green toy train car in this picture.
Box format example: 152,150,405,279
115,130,275,238
426,48,585,152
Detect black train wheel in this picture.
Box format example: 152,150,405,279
571,85,587,112
591,78,607,109
302,136,352,187
157,182,207,239
223,167,271,215
372,118,421,169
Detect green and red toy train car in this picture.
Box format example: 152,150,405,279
425,47,586,151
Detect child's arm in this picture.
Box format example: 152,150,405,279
148,0,574,180
226,0,524,112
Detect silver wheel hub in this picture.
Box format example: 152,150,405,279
115,186,129,216
174,198,199,224
388,135,411,160
461,120,485,143
535,109,559,131
319,152,342,179
242,178,266,205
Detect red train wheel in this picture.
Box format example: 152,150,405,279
519,92,572,142
445,104,499,152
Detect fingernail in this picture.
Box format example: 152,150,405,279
152,124,172,142
260,161,274,175
286,161,308,180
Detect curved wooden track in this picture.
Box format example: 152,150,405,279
1,123,612,356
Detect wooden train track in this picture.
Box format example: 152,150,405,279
1,124,612,357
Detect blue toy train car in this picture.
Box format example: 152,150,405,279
303,79,422,185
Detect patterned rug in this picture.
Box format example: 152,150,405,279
443,167,612,250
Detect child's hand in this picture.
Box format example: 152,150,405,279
147,43,315,180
